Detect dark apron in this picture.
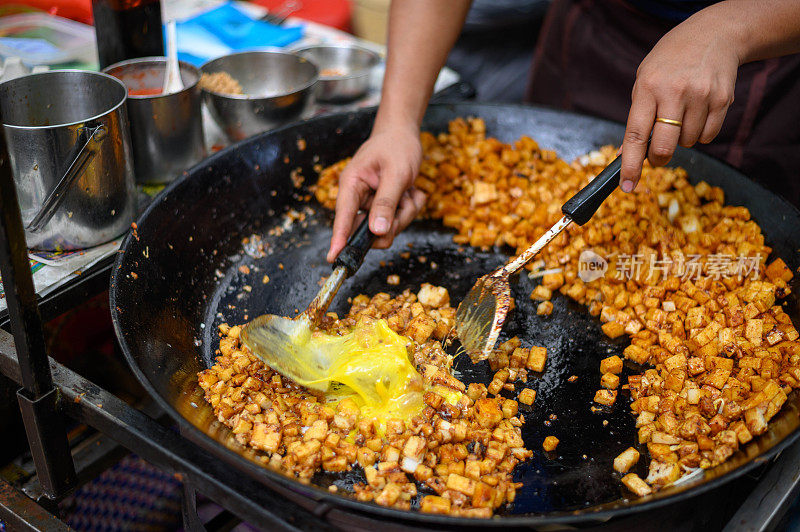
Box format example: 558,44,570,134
526,0,800,207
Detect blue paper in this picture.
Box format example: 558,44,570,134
0,37,61,56
176,2,303,66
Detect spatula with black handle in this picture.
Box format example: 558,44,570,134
454,155,623,362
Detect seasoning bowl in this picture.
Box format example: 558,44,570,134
293,44,380,103
200,51,318,142
104,57,206,185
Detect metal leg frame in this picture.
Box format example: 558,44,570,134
0,479,71,531
181,482,206,532
723,440,800,532
182,481,245,532
0,130,76,503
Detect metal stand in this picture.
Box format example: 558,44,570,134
724,441,800,531
0,129,76,504
181,482,207,532
0,478,70,531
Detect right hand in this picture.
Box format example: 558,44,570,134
326,122,426,263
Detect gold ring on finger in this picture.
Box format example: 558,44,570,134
655,117,683,127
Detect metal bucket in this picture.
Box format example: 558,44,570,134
0,70,137,251
103,57,206,185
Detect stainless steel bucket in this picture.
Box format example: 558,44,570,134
103,57,206,185
0,70,137,251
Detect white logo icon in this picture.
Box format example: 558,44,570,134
578,249,608,282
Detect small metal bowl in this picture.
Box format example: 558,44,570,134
293,44,380,103
104,57,205,184
200,51,318,142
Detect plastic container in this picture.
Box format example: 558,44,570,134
0,0,94,25
251,0,351,32
0,13,96,65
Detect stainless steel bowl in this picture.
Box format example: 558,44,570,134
294,44,380,103
200,51,318,142
104,57,206,185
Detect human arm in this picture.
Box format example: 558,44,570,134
619,0,800,192
327,0,472,262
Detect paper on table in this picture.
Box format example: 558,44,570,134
0,239,121,313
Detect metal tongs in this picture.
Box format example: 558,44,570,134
240,218,375,389
455,155,623,362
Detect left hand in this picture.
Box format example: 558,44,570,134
619,13,740,192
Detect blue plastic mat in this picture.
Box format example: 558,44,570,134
176,2,303,66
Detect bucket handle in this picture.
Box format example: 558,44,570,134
26,124,107,233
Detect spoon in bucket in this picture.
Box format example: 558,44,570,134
455,155,624,362
240,218,375,390
162,20,183,95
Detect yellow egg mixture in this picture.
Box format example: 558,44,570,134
294,318,459,428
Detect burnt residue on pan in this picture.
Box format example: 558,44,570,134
111,104,800,526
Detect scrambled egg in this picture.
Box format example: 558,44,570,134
304,318,426,423
271,317,460,430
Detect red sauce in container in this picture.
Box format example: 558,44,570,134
128,87,163,96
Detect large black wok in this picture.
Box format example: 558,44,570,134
110,103,800,528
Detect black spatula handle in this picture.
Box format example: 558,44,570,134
561,155,622,226
334,217,377,277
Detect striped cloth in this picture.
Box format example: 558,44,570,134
62,455,181,531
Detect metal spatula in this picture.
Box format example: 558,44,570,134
455,155,623,362
240,218,375,390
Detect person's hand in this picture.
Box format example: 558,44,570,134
326,122,426,263
619,14,739,192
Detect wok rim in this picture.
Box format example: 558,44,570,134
111,102,800,526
